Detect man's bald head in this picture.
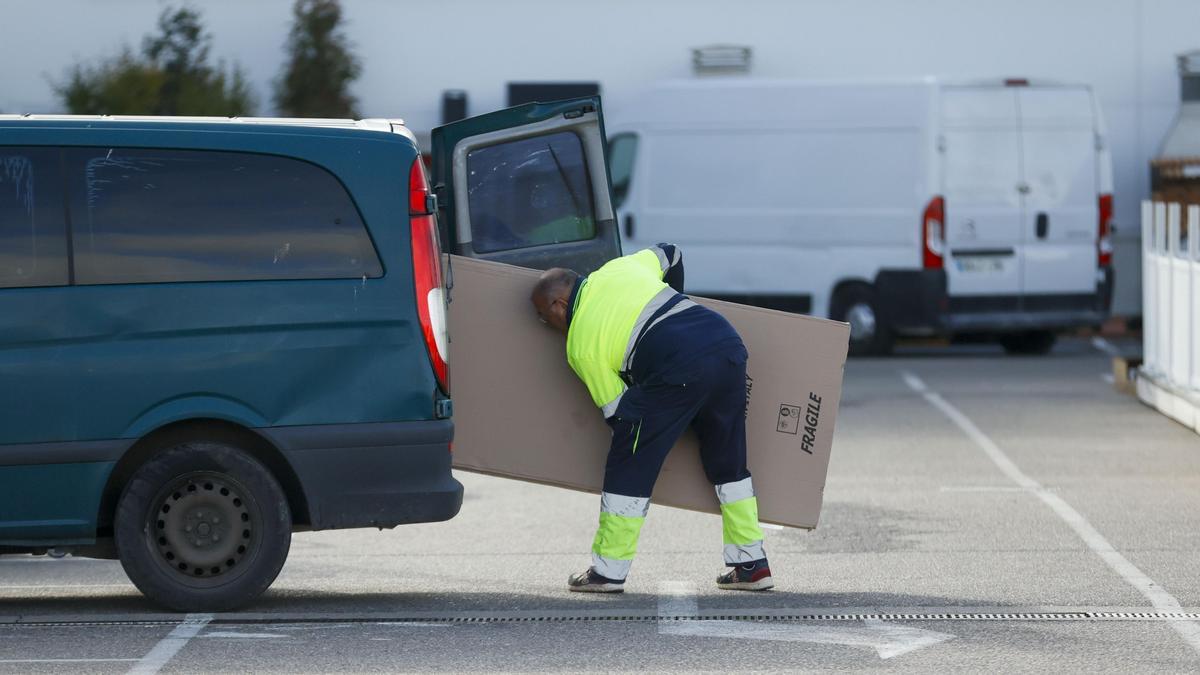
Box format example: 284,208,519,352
531,267,579,334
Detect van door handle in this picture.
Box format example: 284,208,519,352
1036,212,1049,239
623,214,635,238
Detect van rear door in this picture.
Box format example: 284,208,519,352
1016,86,1099,297
940,87,1023,299
430,97,622,275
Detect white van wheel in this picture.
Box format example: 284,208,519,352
831,285,893,357
846,303,877,343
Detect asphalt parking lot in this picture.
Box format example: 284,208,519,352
2,336,1198,673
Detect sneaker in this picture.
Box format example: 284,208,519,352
567,568,625,593
716,560,774,591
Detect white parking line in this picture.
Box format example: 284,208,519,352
0,659,138,664
0,584,130,590
939,486,1036,493
901,370,1200,655
657,580,699,617
126,613,212,675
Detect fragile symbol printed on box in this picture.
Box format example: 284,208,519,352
777,404,801,435
777,393,822,454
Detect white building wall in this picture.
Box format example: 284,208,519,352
4,0,1200,316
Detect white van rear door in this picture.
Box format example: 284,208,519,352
941,87,1023,297
1016,87,1098,295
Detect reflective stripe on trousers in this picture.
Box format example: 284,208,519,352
716,477,766,564
591,492,650,580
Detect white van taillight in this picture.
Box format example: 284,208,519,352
922,196,945,269
409,158,449,394
1098,193,1114,267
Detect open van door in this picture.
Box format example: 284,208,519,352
430,97,622,274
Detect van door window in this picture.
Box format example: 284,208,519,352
0,149,69,288
607,133,638,210
465,131,596,253
65,148,382,285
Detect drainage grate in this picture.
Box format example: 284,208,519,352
8,610,1200,628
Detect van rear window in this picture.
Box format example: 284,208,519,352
65,148,382,285
0,149,69,288
465,131,596,254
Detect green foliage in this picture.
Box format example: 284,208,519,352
274,0,361,118
55,6,255,116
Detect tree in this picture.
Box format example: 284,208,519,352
55,6,255,116
274,0,361,118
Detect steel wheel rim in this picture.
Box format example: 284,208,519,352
846,302,877,342
147,471,260,587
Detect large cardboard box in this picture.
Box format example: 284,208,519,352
446,255,849,529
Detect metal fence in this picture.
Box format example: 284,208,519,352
1139,201,1200,433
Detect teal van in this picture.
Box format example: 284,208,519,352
0,97,621,610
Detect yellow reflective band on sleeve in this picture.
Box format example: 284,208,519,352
592,511,646,561
720,496,764,546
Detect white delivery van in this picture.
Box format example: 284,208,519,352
606,78,1114,355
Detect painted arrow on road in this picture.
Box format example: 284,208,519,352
656,581,955,660
658,618,955,660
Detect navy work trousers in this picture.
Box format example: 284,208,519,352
603,340,751,499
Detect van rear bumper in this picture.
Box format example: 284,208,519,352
877,267,1113,335
259,420,463,531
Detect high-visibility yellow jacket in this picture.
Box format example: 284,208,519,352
565,244,688,418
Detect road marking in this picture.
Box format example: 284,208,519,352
657,580,699,618
126,613,212,675
939,486,1037,493
662,617,955,659
0,584,130,590
901,370,1200,655
198,631,287,639
0,659,139,663
654,582,952,659
1101,373,1115,384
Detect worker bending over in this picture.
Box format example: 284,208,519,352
531,244,772,593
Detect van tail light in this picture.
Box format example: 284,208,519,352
922,196,945,269
1098,193,1114,267
409,158,450,394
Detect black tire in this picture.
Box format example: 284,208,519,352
999,330,1057,355
114,442,291,612
830,285,893,357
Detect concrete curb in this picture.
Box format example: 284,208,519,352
1137,370,1200,435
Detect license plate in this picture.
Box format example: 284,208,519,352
955,257,1005,273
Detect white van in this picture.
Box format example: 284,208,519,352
606,78,1114,355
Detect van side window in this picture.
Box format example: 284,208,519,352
0,149,69,288
607,133,638,210
465,131,596,253
65,148,382,285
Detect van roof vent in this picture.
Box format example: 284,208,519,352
692,45,752,75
